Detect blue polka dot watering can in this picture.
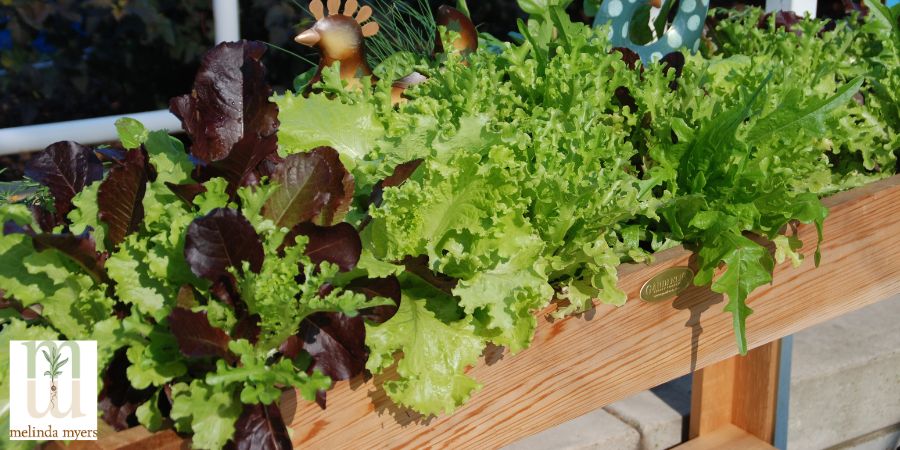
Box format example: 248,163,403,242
593,0,710,63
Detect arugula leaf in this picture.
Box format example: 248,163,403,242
745,76,864,144
677,73,771,194
703,233,774,354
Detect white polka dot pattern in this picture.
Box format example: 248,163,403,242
667,30,682,47
594,0,710,62
608,0,623,16
687,15,701,31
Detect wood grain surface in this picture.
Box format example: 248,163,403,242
690,340,782,441
91,174,900,449
677,424,776,450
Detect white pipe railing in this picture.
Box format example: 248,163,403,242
0,110,183,155
765,0,817,17
213,0,241,43
0,0,240,156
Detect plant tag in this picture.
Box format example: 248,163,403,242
640,267,694,302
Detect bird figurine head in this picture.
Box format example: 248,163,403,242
295,0,380,85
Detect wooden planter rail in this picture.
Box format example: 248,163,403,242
81,174,900,449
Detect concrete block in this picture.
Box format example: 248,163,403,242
830,424,900,450
605,390,684,450
649,374,692,418
787,296,900,450
501,409,640,450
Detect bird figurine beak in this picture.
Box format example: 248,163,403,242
295,28,321,47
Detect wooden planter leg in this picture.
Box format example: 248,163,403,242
679,339,784,449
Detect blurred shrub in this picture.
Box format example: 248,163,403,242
240,0,316,92
0,0,214,128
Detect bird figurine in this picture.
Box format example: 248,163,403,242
294,0,380,89
434,4,478,58
294,0,478,103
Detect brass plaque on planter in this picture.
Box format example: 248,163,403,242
640,267,694,302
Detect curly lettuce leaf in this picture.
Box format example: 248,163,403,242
206,339,331,405
366,278,484,416
0,206,115,339
169,380,242,450
275,91,384,164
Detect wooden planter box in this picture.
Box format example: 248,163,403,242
76,174,900,449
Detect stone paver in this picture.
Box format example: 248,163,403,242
830,424,900,450
501,409,640,450
605,390,684,450
787,295,900,450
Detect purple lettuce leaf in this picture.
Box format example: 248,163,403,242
99,349,155,431
0,296,41,321
98,148,148,247
277,276,400,408
297,312,367,381
275,275,400,409
262,147,354,229
24,141,104,220
169,41,279,164
29,204,60,232
232,403,292,450
165,182,208,207
369,159,423,209
284,222,361,272
346,276,401,324
184,208,264,281
167,307,236,363
197,134,279,196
